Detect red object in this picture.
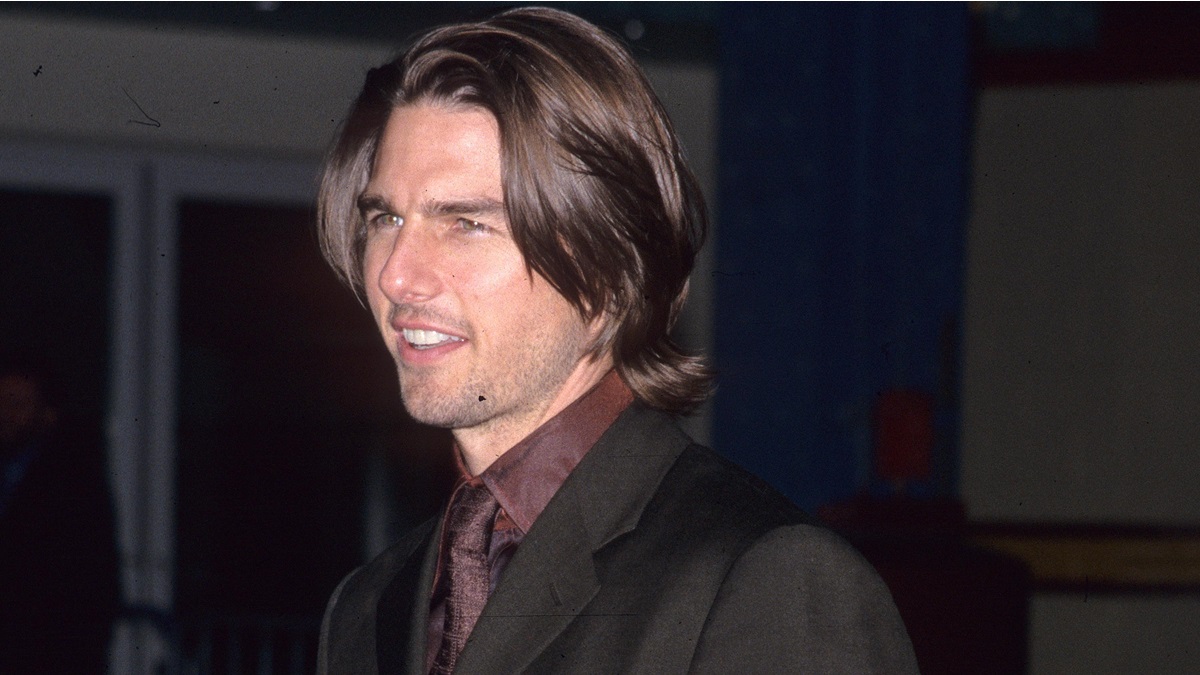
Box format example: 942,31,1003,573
874,389,934,483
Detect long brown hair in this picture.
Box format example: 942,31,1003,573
318,7,712,413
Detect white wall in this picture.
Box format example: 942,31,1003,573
963,83,1200,674
964,83,1200,522
641,62,719,444
1031,595,1200,673
1,12,390,156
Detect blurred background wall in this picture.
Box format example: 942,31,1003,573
963,6,1200,672
2,3,1198,674
964,75,1200,675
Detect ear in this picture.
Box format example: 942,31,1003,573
581,301,619,364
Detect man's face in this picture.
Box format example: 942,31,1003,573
360,104,599,445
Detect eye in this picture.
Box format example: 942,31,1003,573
369,213,403,230
456,218,489,233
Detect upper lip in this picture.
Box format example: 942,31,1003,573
390,318,467,341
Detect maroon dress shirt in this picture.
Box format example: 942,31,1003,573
425,371,634,671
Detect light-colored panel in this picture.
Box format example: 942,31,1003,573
962,84,1200,523
645,63,719,445
1,13,392,157
1031,595,1200,674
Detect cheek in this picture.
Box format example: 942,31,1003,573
522,278,584,331
361,247,389,316
362,274,391,331
460,254,533,304
460,271,544,341
361,243,385,288
367,293,390,332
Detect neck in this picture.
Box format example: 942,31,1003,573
454,355,613,475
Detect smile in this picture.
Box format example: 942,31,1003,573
403,328,465,350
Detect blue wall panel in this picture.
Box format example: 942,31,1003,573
714,3,971,511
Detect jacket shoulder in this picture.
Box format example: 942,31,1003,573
689,522,918,673
645,445,917,672
651,442,818,539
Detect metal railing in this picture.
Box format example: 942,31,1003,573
119,606,321,675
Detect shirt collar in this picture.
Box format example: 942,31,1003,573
452,370,633,534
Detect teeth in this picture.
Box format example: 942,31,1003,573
403,328,463,348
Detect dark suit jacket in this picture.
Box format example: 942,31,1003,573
319,405,917,674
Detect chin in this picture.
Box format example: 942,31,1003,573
400,389,491,431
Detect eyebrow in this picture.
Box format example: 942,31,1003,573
356,192,391,217
426,197,505,219
356,192,505,220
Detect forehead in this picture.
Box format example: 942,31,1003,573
367,104,502,190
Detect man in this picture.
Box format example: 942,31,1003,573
317,7,916,674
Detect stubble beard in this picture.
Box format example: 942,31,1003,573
394,317,590,438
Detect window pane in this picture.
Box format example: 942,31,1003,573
175,200,452,619
0,188,117,673
0,188,111,426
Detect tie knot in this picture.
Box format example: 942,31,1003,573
445,482,499,554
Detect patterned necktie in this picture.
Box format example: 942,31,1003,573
431,482,500,675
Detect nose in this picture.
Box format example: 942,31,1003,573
374,224,441,305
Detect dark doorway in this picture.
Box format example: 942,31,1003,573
174,200,453,625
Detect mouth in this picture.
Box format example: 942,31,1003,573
402,328,465,350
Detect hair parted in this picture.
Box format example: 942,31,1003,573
317,6,712,414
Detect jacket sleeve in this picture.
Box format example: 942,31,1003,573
689,524,919,674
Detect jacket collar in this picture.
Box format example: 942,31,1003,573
452,404,693,674
375,518,441,675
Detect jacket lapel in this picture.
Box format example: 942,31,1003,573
453,405,693,674
376,517,442,675
453,483,600,674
